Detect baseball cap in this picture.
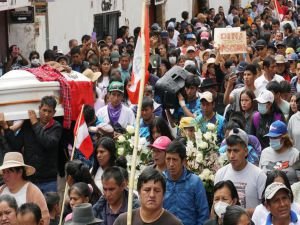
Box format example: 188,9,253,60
186,33,196,40
110,51,120,63
179,117,196,129
148,136,171,151
287,53,299,61
200,31,210,40
200,91,213,103
264,120,287,137
228,128,249,146
108,81,124,93
275,54,286,64
236,61,248,73
264,182,290,200
167,22,175,30
286,47,295,55
276,41,286,48
255,39,267,48
186,46,196,52
206,57,216,65
160,31,169,39
255,89,274,104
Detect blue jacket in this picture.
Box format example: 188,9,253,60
163,167,209,225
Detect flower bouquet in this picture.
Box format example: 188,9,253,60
116,125,152,177
186,123,228,193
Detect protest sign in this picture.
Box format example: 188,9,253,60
214,28,247,54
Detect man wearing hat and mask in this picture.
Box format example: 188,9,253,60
263,182,300,225
96,81,135,135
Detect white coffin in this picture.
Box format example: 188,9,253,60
0,69,92,121
0,70,63,121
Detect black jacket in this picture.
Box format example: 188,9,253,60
4,119,62,182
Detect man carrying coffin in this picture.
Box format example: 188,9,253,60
0,96,62,193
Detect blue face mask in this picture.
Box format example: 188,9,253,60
270,138,283,151
258,103,268,114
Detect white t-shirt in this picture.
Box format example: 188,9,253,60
96,104,135,129
215,163,267,209
288,112,300,152
252,203,300,225
94,166,104,194
259,147,300,185
254,74,285,94
2,183,29,206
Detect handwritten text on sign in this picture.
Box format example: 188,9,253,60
215,30,247,55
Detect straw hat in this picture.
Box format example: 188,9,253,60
82,69,102,82
0,152,35,176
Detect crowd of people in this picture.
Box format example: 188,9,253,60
2,0,300,224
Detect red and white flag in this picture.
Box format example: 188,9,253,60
274,0,284,21
127,4,150,104
73,106,93,159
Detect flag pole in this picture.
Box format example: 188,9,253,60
127,1,148,225
58,105,84,225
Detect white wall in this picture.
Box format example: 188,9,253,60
8,23,35,60
46,0,193,54
48,0,95,53
165,0,192,22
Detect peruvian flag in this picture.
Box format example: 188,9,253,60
73,106,93,159
274,0,285,21
127,4,150,104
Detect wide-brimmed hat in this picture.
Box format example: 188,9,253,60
83,69,101,82
199,78,218,89
0,152,35,176
65,203,102,225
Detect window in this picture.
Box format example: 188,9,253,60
94,11,120,42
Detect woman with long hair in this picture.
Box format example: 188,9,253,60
149,117,175,144
91,137,127,193
97,57,112,100
65,160,101,205
64,182,92,222
239,89,257,134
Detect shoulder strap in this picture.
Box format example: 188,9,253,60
253,112,261,130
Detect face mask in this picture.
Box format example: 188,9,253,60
258,103,268,114
214,201,230,218
169,56,176,65
270,138,283,151
31,58,40,66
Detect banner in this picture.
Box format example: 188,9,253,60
214,28,246,55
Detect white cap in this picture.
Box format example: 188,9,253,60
206,57,216,65
255,89,274,104
186,46,196,52
265,182,290,200
200,91,213,102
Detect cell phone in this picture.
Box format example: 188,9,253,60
91,32,97,42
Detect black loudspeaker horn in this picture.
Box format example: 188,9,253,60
154,66,189,108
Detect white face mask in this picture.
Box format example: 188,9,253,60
31,58,40,66
214,201,230,218
168,56,177,65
